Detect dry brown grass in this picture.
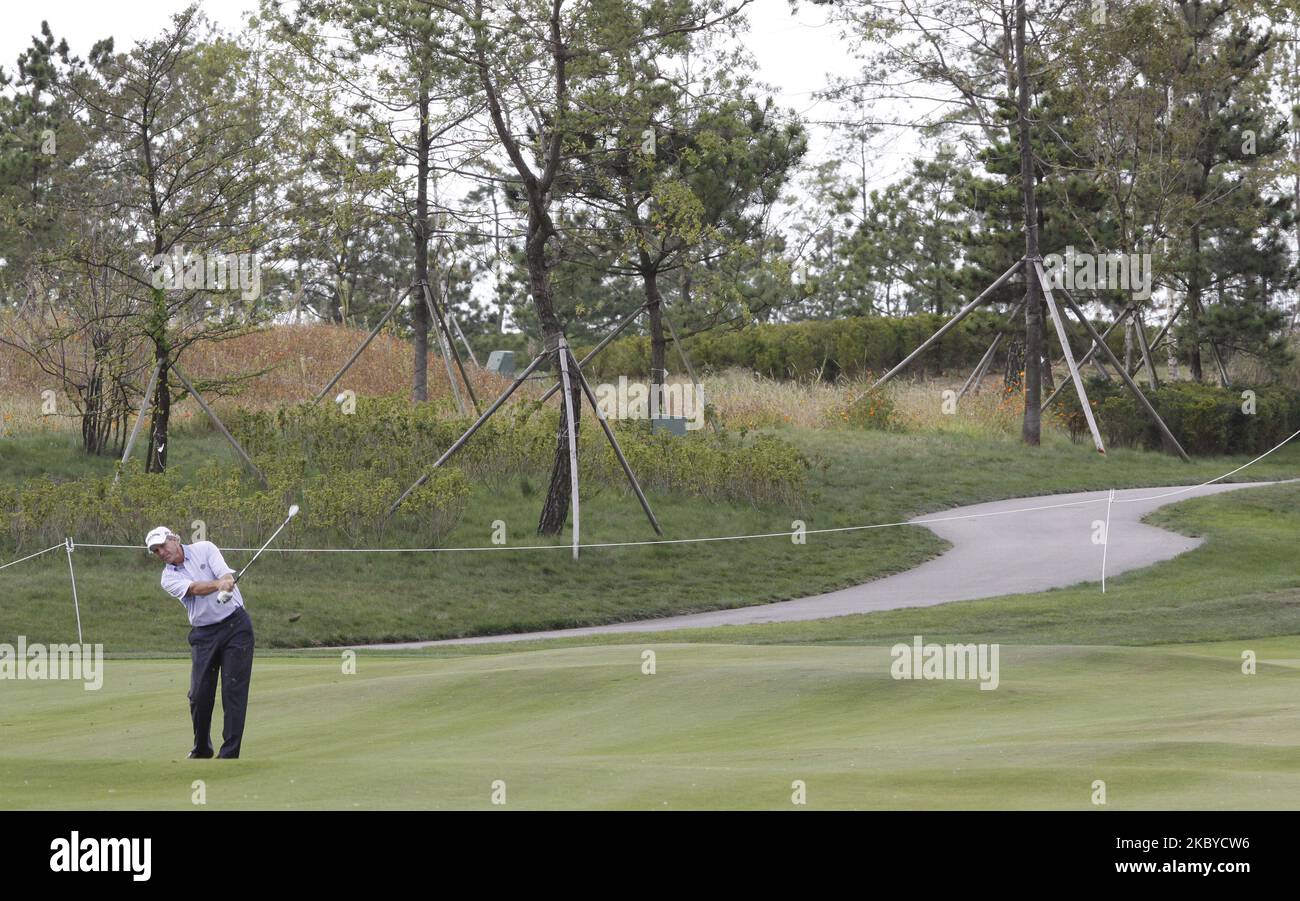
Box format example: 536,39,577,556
1,322,1075,439
698,367,1055,437
1231,335,1300,390
890,378,1034,434
181,323,514,410
700,369,849,429
0,322,518,432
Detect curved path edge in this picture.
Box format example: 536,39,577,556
342,479,1294,649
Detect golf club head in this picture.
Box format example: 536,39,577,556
288,504,300,519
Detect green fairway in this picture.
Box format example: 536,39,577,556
3,638,1298,809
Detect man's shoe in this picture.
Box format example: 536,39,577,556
187,750,213,759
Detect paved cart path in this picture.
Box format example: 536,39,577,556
354,480,1291,649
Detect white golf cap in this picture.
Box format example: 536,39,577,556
145,526,176,549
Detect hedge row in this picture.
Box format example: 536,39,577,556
575,311,1136,383
1052,378,1300,455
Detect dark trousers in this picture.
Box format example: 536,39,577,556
187,606,255,759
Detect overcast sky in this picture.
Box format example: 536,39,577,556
0,0,923,189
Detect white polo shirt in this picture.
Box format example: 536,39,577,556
160,541,245,626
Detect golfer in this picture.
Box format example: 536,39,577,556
146,527,255,759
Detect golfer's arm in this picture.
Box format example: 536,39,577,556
187,576,234,597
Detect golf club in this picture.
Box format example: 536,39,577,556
217,504,299,603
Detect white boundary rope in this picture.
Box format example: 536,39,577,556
0,543,63,570
4,427,1299,563
1111,426,1300,504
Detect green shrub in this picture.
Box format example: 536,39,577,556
825,389,903,432
1,456,469,553
1052,378,1300,456
2,392,814,553
594,423,812,509
228,398,556,488
230,396,811,509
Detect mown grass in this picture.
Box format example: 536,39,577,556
3,637,1297,809
382,481,1300,655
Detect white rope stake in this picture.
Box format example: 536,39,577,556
1101,489,1115,593
65,537,83,644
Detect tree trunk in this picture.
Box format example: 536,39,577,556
113,381,130,458
412,85,431,402
1005,335,1026,389
1187,221,1203,381
146,348,170,474
1015,0,1042,445
932,274,944,372
644,267,666,391
529,211,577,537
145,287,171,474
81,373,102,455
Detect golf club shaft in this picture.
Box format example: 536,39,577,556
233,510,297,585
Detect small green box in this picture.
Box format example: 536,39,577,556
650,416,689,436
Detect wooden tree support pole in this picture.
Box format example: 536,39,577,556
538,303,649,404
567,347,663,537
660,299,717,432
958,298,1025,400
855,258,1023,402
661,300,699,386
447,309,480,367
1055,284,1191,462
115,358,163,483
420,283,467,415
972,338,1003,390
555,337,582,560
387,351,548,518
422,281,480,415
1185,296,1232,385
313,284,417,403
1133,308,1160,389
959,335,1003,400
1032,260,1106,454
171,364,271,487
1041,307,1131,410
1140,301,1185,361
1208,335,1232,387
